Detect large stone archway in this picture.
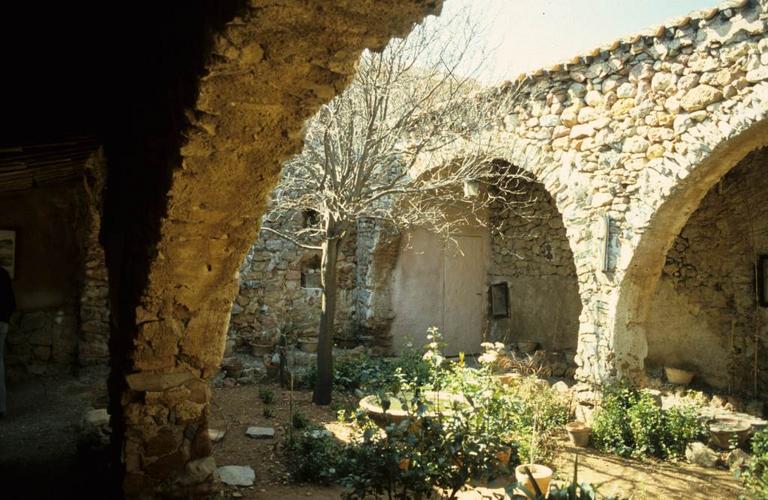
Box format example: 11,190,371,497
415,0,768,388
613,119,768,384
97,2,443,496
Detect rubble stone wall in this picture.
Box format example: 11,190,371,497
78,150,111,367
646,146,768,391
229,212,358,353
489,176,582,352
425,0,768,385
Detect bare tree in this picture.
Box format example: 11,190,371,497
262,9,527,405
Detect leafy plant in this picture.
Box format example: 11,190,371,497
259,386,275,404
292,409,309,429
262,405,274,418
737,427,768,498
284,425,344,485
592,383,705,460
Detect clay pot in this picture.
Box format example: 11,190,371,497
708,417,752,449
565,421,591,448
495,448,512,464
517,341,539,354
665,366,695,385
298,337,319,353
250,343,273,356
514,464,553,498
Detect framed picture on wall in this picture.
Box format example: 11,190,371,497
759,254,768,308
0,230,16,279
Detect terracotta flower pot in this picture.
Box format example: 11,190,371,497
496,448,512,464
250,343,273,356
665,366,695,385
515,464,553,498
565,421,591,448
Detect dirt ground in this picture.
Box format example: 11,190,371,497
0,372,111,500
0,376,746,499
211,383,745,500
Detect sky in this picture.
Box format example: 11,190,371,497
427,0,718,84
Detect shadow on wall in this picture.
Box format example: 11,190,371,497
489,171,582,354
645,146,768,393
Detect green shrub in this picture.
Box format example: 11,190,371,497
592,383,705,460
662,404,706,459
338,392,517,499
284,425,344,485
627,391,665,458
258,386,275,404
738,428,768,497
292,409,309,429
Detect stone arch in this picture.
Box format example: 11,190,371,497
486,160,582,357
613,118,768,383
88,2,442,496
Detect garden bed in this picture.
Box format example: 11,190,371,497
210,382,745,499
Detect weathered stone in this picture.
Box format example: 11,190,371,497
216,465,255,487
680,85,722,112
622,137,649,153
651,72,676,92
245,426,275,439
208,428,226,443
617,82,636,98
178,456,217,486
685,442,719,468
726,449,750,470
746,67,768,83
577,107,598,124
126,370,197,392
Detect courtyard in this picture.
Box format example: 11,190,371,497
0,0,768,498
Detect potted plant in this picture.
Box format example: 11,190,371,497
565,421,591,448
514,464,553,499
513,414,553,498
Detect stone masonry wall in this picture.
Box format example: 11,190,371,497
422,0,768,385
78,149,111,367
4,150,110,377
489,176,582,351
229,210,359,354
646,146,768,392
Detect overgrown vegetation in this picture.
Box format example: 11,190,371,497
285,329,570,498
591,383,706,460
738,427,768,498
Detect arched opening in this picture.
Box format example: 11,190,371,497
488,166,581,365
645,145,768,392
614,119,768,386
387,162,581,365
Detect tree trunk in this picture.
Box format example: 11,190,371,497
313,220,342,405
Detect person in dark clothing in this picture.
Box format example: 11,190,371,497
0,266,15,416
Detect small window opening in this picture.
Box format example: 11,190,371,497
302,209,321,229
301,254,322,289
